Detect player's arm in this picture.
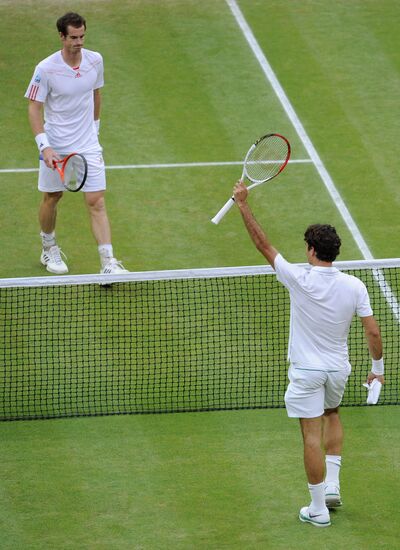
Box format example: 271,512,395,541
233,180,278,268
93,89,101,134
28,99,58,168
361,315,384,384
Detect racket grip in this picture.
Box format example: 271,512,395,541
211,197,235,225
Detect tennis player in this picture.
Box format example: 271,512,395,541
233,180,384,527
25,12,128,275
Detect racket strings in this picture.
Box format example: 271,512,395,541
64,155,86,190
245,135,289,183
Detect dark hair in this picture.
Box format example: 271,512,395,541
304,224,341,262
56,12,86,36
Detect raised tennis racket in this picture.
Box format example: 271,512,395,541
53,153,88,192
211,133,291,224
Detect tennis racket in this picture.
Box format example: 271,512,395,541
211,133,291,224
53,153,88,192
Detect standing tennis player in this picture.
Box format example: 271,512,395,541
25,12,128,275
233,181,384,527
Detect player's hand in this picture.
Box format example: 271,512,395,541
233,180,248,204
42,147,60,169
366,372,385,385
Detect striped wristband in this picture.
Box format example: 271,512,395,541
371,358,384,375
35,133,50,152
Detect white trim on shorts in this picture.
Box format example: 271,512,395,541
38,151,106,193
284,364,351,418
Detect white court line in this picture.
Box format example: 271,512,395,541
227,0,400,322
226,0,372,260
0,158,311,174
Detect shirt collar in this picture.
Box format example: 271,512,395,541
310,265,339,273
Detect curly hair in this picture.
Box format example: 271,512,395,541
56,13,86,36
304,224,341,262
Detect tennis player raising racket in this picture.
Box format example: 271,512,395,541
233,181,384,528
25,12,128,275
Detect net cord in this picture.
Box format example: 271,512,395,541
1,258,400,289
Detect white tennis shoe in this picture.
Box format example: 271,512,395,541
325,482,342,508
100,258,128,275
299,506,331,527
40,246,68,274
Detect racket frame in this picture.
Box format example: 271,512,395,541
53,153,88,192
211,133,291,225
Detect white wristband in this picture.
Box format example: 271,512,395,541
94,119,100,135
371,358,384,375
35,133,50,152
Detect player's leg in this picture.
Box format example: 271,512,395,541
84,190,110,245
323,408,343,507
38,155,68,274
300,416,325,484
84,190,128,274
322,370,349,509
39,191,68,274
284,367,331,527
298,416,330,526
323,407,343,456
39,191,62,234
82,152,128,274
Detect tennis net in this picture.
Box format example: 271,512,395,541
1,259,399,420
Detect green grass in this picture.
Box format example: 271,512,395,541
239,0,400,258
0,0,399,548
0,164,364,277
1,407,399,549
2,0,399,276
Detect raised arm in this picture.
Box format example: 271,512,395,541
233,180,279,268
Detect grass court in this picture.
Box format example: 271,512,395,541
0,1,399,548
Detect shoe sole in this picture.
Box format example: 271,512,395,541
326,495,342,509
299,512,331,527
40,257,68,275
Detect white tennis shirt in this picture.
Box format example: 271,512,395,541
25,48,104,154
274,254,373,371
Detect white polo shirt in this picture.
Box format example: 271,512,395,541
25,48,103,154
274,254,373,371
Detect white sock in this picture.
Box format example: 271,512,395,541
98,244,114,267
325,455,342,486
40,231,56,249
308,482,328,514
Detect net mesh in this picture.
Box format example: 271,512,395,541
0,260,399,421
245,134,289,182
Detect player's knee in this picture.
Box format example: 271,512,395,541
85,193,106,212
43,191,63,203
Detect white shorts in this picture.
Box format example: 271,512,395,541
284,365,351,418
38,151,106,193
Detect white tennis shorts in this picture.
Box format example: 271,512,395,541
284,364,351,418
38,151,106,193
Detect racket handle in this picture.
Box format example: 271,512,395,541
211,197,235,225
